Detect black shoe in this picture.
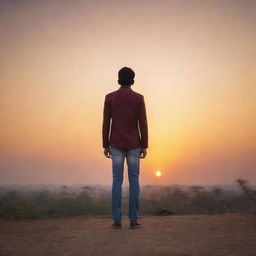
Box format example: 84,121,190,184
130,220,141,229
111,221,122,229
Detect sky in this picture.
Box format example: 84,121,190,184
0,0,255,186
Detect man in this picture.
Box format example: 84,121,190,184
102,67,148,229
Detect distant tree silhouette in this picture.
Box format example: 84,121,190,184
236,178,256,203
1,182,255,220
190,185,204,194
212,187,224,197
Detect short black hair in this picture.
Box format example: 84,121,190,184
118,67,135,86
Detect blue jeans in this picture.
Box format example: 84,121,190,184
110,147,141,222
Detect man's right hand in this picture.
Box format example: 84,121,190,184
104,147,111,158
139,148,147,159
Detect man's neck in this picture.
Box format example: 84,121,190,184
119,86,132,90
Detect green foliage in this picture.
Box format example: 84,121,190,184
0,179,255,220
152,207,176,216
1,204,37,220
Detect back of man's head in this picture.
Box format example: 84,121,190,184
118,67,135,86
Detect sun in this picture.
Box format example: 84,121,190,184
155,171,162,177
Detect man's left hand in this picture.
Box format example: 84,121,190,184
139,148,147,159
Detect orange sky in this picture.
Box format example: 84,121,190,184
0,0,255,185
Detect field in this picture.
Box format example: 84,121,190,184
0,211,255,256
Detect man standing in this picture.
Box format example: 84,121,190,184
102,67,148,229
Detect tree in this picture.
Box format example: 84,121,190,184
236,178,256,203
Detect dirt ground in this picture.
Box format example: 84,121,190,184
0,211,255,256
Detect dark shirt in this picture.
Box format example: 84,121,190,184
102,86,148,150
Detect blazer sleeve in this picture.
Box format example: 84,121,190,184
138,96,148,148
102,95,111,148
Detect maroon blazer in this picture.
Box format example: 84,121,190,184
102,86,148,150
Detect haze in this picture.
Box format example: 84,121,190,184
0,0,255,186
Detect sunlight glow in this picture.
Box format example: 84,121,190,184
155,171,162,177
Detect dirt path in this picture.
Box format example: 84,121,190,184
0,211,255,256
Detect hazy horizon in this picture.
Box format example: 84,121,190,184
1,0,256,186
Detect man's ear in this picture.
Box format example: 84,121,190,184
118,79,121,85
131,80,134,85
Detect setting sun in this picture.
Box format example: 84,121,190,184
155,171,162,177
